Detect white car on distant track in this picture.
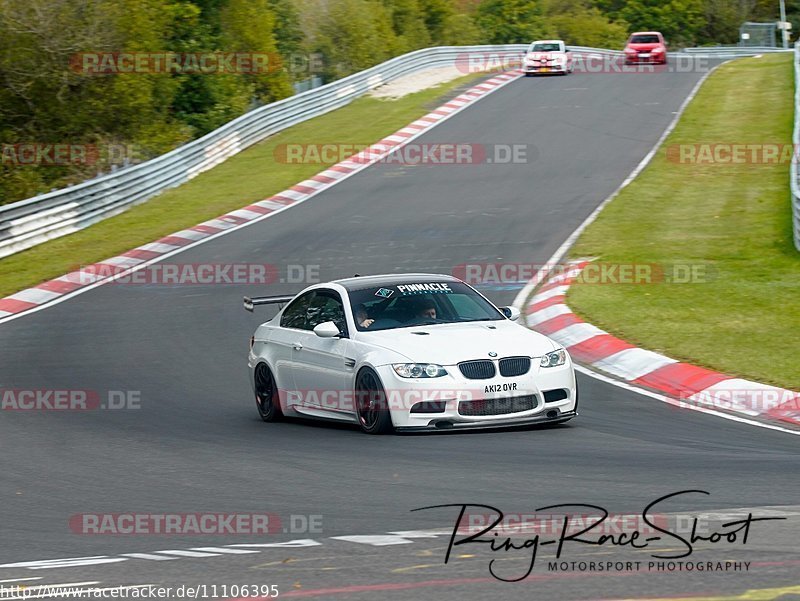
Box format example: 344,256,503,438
244,274,577,434
523,40,574,76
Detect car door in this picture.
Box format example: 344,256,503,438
270,291,315,408
290,289,354,416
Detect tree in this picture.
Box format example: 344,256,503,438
474,0,552,44
543,0,629,47
618,0,706,46
315,0,398,80
385,0,432,51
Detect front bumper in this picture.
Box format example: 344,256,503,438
625,54,665,64
374,359,577,430
523,64,567,74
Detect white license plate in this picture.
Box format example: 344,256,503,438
639,53,651,58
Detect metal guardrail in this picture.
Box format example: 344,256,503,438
681,45,791,55
0,44,632,259
792,42,800,251
17,44,786,259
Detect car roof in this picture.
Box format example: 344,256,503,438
630,31,662,36
333,273,461,291
530,40,564,45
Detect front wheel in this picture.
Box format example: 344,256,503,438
254,363,282,422
355,369,394,434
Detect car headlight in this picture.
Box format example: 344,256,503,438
392,363,448,378
540,349,566,368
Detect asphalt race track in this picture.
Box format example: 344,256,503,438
2,63,799,600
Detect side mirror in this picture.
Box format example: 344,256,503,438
499,306,521,321
313,321,341,338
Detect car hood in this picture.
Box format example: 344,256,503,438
359,320,558,365
526,51,566,60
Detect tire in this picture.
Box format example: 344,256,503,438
254,363,282,422
525,72,533,77
354,368,394,434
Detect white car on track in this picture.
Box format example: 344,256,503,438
245,274,577,434
523,40,574,76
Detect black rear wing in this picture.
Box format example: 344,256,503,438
243,295,295,312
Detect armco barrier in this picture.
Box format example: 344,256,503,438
681,45,791,57
1,44,776,259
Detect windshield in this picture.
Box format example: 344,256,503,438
530,43,562,52
630,34,660,44
350,281,504,331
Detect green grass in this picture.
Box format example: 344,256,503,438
0,72,489,298
567,53,799,389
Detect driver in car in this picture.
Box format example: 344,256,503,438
411,298,437,321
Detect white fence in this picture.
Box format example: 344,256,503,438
1,44,780,258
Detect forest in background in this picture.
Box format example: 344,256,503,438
1,0,794,203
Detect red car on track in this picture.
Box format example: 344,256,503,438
624,32,668,65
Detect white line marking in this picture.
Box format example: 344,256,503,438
189,547,259,554
119,553,177,561
154,550,220,558
226,540,322,548
8,582,100,589
330,535,416,546
0,557,128,570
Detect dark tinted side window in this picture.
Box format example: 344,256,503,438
306,290,348,335
280,292,314,329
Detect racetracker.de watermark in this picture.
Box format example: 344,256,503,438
69,513,322,535
1,389,141,411
678,388,798,414
1,143,133,167
273,143,531,165
453,262,717,285
458,511,670,535
278,388,488,412
453,52,711,74
666,143,800,164
74,263,320,285
71,52,279,75
458,510,764,539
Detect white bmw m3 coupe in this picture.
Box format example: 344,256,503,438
245,274,577,434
